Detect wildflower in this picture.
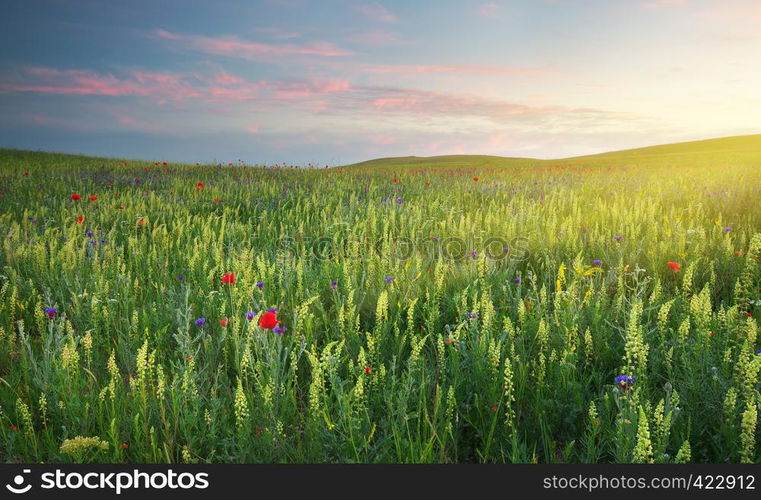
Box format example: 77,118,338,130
119,443,129,449
614,235,623,240
471,250,479,258
196,182,205,190
666,261,681,273
256,281,265,289
71,194,81,201
384,276,395,283
734,251,744,256
364,366,372,375
76,215,84,224
615,375,634,390
259,310,280,330
89,195,98,201
513,277,521,284
220,318,229,327
86,230,94,237
747,312,753,317
273,326,287,335
467,312,477,319
425,182,431,186
490,405,497,411
723,227,733,232
432,236,440,242
709,332,715,337
221,272,236,285
329,280,338,290
187,357,193,362
118,206,125,210
162,162,167,166
412,273,421,281
23,171,30,176
395,197,403,204
393,178,399,183
194,318,206,327
473,177,479,181
245,311,256,321
11,425,18,430
756,350,761,355
593,259,602,265
214,198,222,203
136,218,146,226
177,275,184,281
502,247,510,252
44,307,58,319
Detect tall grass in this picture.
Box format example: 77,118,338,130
0,141,759,463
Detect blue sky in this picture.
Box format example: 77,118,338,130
1,0,759,164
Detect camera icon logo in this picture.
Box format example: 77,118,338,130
5,469,32,494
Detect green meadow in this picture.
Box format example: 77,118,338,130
0,134,759,463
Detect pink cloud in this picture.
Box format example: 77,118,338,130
641,0,687,9
152,29,352,60
478,2,498,17
358,3,397,23
362,64,543,76
246,125,260,134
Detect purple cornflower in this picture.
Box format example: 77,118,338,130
194,318,206,327
502,247,510,252
177,275,184,281
273,326,288,335
431,236,440,242
513,277,521,284
256,281,265,289
384,276,395,283
44,307,58,319
86,231,94,237
467,312,477,319
470,250,479,258
330,280,338,290
592,259,602,265
756,349,761,355
613,235,623,240
412,273,421,281
245,312,256,321
395,197,403,204
615,375,634,390
723,227,733,232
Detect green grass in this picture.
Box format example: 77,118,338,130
0,134,759,464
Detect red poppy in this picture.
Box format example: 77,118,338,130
734,251,744,256
214,198,222,203
220,317,229,327
76,215,84,224
747,312,753,317
709,332,715,337
490,405,498,411
10,425,17,430
259,310,280,330
425,182,431,187
153,162,159,166
124,162,128,166
666,261,681,273
187,356,193,362
119,443,129,449
89,195,98,201
196,182,205,190
23,172,30,176
393,178,399,183
162,162,167,166
118,206,125,210
71,194,81,201
221,272,236,285
364,366,372,375
473,177,479,181
136,218,146,226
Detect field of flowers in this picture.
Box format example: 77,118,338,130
0,135,759,463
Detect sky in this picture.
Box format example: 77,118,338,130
1,0,760,165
